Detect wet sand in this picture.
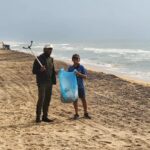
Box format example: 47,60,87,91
0,49,150,150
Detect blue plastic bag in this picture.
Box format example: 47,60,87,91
58,68,78,103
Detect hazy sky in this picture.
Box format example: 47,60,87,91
0,0,150,43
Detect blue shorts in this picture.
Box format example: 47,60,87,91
78,88,85,99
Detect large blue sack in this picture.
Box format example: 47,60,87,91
58,68,78,103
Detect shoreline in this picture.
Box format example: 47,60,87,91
54,58,150,87
84,64,150,86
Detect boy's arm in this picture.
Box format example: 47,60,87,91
75,66,87,79
75,72,87,79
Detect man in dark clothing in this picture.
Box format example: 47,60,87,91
32,45,56,123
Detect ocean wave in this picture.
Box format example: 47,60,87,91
5,41,25,48
32,45,44,49
83,47,150,54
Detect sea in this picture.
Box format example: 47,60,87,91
7,41,150,82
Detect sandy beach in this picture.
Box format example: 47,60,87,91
0,49,150,150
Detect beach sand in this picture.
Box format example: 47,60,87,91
0,49,150,150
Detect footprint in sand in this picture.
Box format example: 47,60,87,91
99,141,112,144
91,135,101,142
57,129,64,132
124,145,132,148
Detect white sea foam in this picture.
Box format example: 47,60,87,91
32,45,43,49
5,41,25,48
83,47,150,54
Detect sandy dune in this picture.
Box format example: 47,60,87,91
0,50,150,150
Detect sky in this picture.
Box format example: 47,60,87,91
0,0,150,44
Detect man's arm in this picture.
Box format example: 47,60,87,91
51,60,57,85
32,59,46,75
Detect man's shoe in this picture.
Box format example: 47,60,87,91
73,114,79,120
36,117,41,123
42,117,54,122
84,113,91,119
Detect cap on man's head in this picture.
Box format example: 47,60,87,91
44,44,53,49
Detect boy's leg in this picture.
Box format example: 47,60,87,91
79,88,91,119
81,97,91,119
73,100,78,115
73,100,79,120
78,88,87,114
80,97,87,114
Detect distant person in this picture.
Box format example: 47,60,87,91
32,45,56,123
68,54,91,120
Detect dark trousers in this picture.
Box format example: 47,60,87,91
36,83,52,118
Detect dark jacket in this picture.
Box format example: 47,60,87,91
32,53,56,85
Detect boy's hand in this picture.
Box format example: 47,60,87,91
40,66,46,72
75,71,81,77
75,71,87,79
